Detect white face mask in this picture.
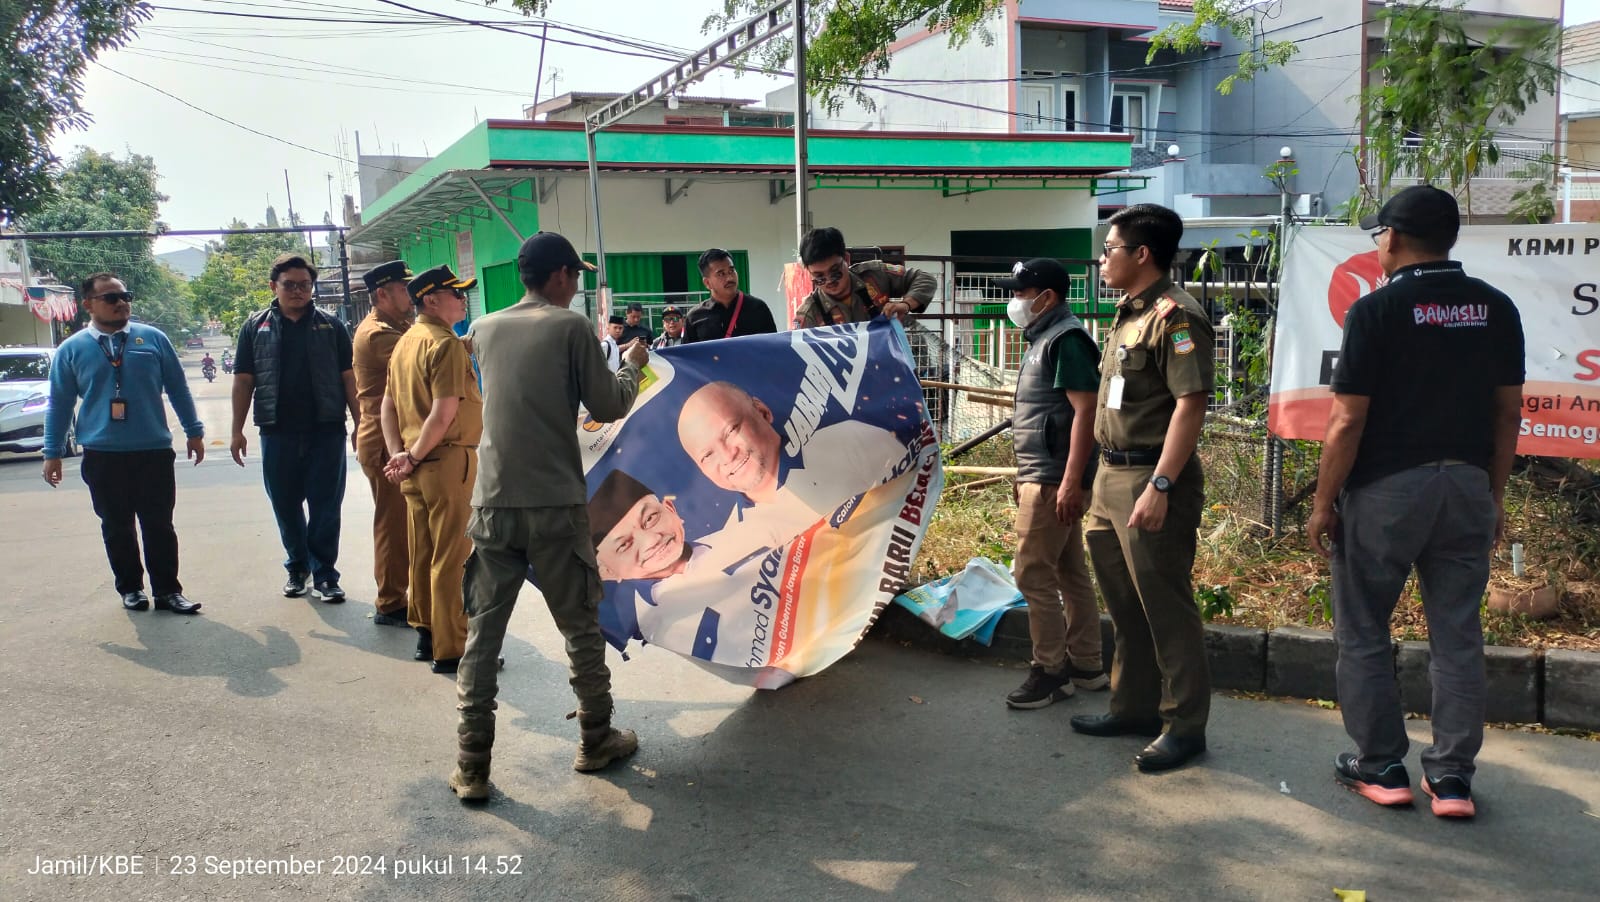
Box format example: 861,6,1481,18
1007,292,1045,329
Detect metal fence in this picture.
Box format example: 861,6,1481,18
903,253,1297,535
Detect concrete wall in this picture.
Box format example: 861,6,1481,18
357,155,432,213
530,174,1100,321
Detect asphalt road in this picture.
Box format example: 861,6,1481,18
2,338,1598,901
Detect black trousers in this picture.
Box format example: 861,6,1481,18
80,448,182,596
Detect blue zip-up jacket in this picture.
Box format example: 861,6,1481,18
44,322,204,458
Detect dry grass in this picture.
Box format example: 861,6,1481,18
923,436,1600,651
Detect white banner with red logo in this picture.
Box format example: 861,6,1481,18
1270,224,1600,457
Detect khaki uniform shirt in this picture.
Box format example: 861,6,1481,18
352,308,410,468
1094,277,1215,452
467,295,642,509
793,260,937,329
387,313,484,455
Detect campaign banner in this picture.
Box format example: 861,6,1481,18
563,319,944,690
1269,224,1600,457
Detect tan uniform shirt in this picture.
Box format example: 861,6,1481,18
467,295,642,509
793,260,937,329
387,313,483,455
351,308,410,468
1094,277,1215,452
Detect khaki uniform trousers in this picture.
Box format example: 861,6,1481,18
456,505,612,759
402,445,475,661
1084,455,1211,738
1014,482,1102,673
359,459,410,615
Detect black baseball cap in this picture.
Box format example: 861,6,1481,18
661,305,684,319
1359,185,1460,245
362,260,412,292
518,231,596,276
994,258,1072,296
407,265,476,304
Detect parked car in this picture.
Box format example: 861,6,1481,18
0,347,76,457
184,335,206,349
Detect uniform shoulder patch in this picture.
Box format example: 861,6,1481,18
882,263,904,275
1155,297,1178,320
1171,327,1195,355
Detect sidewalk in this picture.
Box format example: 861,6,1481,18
2,382,1597,900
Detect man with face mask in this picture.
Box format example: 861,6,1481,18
994,258,1106,709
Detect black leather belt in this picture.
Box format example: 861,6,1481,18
1102,448,1162,466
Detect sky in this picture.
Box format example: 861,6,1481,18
57,0,1600,256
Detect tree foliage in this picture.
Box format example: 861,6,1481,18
189,220,308,334
0,1,151,223
19,147,196,335
1146,0,1298,95
1359,1,1559,219
500,0,1005,115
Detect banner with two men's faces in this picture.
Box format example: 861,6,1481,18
558,319,943,689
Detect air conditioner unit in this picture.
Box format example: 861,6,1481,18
1292,193,1323,216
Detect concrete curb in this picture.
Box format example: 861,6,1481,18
867,605,1600,728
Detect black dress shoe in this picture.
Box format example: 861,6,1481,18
1070,713,1164,738
415,628,433,662
314,581,346,604
1135,733,1207,773
283,571,309,597
431,657,461,674
121,591,150,611
373,608,408,627
153,593,202,615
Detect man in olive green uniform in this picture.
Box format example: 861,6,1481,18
1070,203,1214,773
447,232,650,804
380,265,482,674
794,226,936,328
352,261,414,626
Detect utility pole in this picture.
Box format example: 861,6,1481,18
532,21,550,116
794,0,809,249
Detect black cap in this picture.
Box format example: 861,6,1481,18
407,265,477,304
661,305,684,319
518,231,596,275
362,260,412,292
994,258,1072,296
588,470,655,549
1358,185,1460,245
607,314,626,325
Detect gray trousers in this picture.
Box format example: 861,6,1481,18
1332,462,1495,781
456,505,613,761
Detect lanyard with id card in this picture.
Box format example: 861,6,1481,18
1107,344,1131,411
99,333,129,420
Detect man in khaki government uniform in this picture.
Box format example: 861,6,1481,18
448,232,649,804
352,260,414,627
380,265,482,675
1070,203,1214,774
794,226,936,329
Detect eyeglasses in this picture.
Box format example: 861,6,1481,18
807,260,847,287
1101,244,1140,256
1369,226,1390,246
93,291,134,304
276,280,315,293
436,288,466,300
663,315,683,323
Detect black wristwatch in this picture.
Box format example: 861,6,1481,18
1151,474,1174,494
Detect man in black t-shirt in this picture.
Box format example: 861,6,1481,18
1309,186,1524,820
684,248,777,343
619,303,655,346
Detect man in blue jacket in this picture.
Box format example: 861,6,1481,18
43,272,206,614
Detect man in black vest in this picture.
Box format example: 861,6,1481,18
995,258,1106,709
230,253,360,601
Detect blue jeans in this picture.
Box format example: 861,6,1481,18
260,431,348,584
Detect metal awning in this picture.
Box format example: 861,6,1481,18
349,164,1145,248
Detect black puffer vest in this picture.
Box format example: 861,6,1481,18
1012,303,1095,486
245,303,346,428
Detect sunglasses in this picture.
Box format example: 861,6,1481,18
93,291,134,304
807,261,847,287
433,288,467,300
276,280,315,293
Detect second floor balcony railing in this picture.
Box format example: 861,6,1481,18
1368,138,1555,184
